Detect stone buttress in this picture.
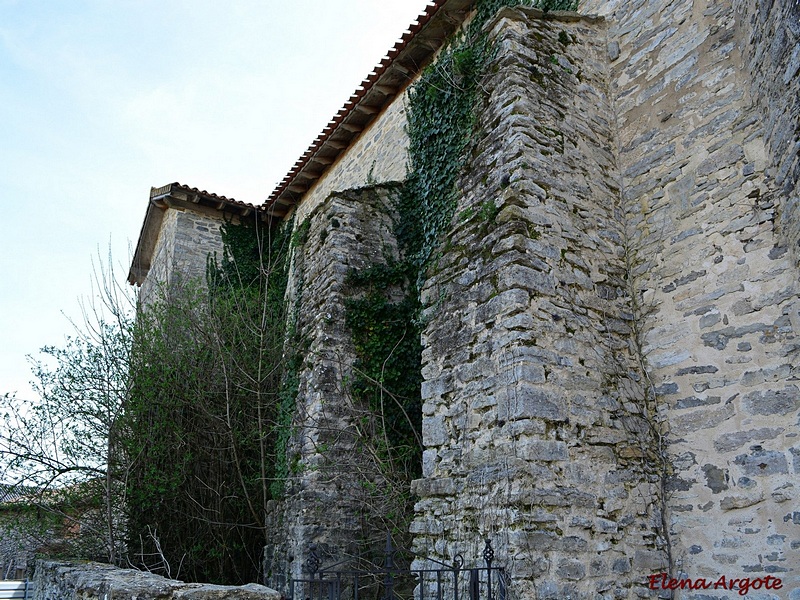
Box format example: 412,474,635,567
263,186,405,589
412,8,668,599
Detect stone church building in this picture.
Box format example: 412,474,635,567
129,0,800,597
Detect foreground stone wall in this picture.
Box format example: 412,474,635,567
577,0,800,592
33,561,279,600
411,9,668,599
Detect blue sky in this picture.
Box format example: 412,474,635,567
0,0,432,400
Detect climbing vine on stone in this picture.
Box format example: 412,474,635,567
342,0,566,544
398,0,564,270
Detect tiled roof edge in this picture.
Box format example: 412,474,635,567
128,182,265,286
264,0,460,214
152,182,262,212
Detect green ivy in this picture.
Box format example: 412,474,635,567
124,215,293,585
539,0,579,10
398,0,565,271
344,259,422,472
343,0,574,522
270,217,304,499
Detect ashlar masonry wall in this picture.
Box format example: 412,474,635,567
411,9,668,599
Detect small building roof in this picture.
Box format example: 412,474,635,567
130,1,469,286
127,182,263,286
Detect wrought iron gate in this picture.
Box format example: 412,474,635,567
289,537,505,600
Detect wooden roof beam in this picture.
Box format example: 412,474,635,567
355,104,380,115
373,84,397,96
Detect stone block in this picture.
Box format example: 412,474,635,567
33,561,280,600
675,396,721,410
422,415,447,447
713,427,785,452
497,264,556,296
420,374,454,401
701,464,729,493
421,449,437,477
632,550,667,572
556,558,586,581
453,357,495,383
612,557,631,574
720,491,764,510
501,361,546,384
411,477,456,497
671,403,734,435
516,438,568,461
498,383,567,422
476,288,530,321
741,386,800,415
741,364,793,387
733,450,789,476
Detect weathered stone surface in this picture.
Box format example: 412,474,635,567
246,0,800,595
498,384,567,422
742,386,800,415
714,427,785,452
138,209,224,306
734,450,789,476
264,187,404,588
33,561,280,600
516,439,568,462
701,464,729,493
720,492,765,511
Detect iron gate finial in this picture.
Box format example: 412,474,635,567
307,544,321,575
483,539,494,567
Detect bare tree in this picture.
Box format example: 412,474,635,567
0,252,135,564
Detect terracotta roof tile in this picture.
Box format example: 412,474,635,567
265,0,464,215
154,182,262,212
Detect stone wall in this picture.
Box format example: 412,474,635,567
737,0,800,267
253,0,800,596
264,186,403,591
411,8,669,599
294,97,410,224
139,209,224,305
574,0,800,593
33,560,279,600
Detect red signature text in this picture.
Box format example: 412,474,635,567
647,573,783,596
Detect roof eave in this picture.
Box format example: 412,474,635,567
127,182,264,286
264,0,474,217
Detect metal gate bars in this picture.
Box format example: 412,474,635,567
289,537,506,600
